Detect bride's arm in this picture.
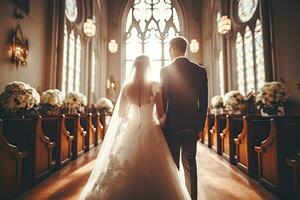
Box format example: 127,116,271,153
155,86,166,126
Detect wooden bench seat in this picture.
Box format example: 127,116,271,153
210,114,226,155
0,120,28,200
92,113,103,145
80,113,96,151
64,114,87,160
2,116,55,188
255,117,300,199
286,153,300,200
220,115,243,164
41,115,73,169
201,114,214,148
234,115,271,178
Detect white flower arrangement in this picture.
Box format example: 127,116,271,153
0,81,40,117
62,92,87,113
223,91,245,113
40,89,64,115
94,97,114,114
256,82,289,115
210,95,224,114
211,95,224,109
41,89,64,107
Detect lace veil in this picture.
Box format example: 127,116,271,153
79,55,156,199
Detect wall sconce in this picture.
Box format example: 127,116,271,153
217,15,232,35
189,39,199,53
108,39,118,53
83,18,96,37
9,24,29,67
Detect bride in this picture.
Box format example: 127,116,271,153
79,55,191,200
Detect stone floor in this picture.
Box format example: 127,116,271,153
17,143,277,200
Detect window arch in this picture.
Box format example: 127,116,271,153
216,11,225,96
124,0,183,81
232,0,266,95
62,0,83,95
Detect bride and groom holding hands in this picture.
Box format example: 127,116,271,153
79,36,208,200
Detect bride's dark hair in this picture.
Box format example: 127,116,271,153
127,55,151,106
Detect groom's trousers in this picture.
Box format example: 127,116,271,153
165,129,198,200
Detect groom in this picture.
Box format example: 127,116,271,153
160,36,208,200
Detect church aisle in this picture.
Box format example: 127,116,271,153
17,143,277,200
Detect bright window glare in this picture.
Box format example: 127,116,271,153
125,0,181,83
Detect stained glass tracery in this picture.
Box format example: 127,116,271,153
62,0,82,95
237,0,258,22
125,0,182,81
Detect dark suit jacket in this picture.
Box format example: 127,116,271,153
160,57,208,134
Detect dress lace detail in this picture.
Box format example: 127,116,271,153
149,82,160,102
79,81,191,200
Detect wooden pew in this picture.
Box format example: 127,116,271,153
210,114,226,155
286,153,300,200
100,112,111,138
41,115,73,169
92,113,103,145
234,115,271,178
255,118,300,199
80,113,96,151
201,114,214,148
2,116,55,188
65,114,87,159
0,119,28,200
220,115,243,164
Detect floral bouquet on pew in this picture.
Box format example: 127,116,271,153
223,91,245,114
255,82,289,116
61,92,87,114
94,97,114,115
0,81,40,118
210,95,224,114
40,89,64,115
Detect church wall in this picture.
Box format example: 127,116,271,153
270,0,300,114
0,0,49,93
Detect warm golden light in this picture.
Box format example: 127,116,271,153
217,15,232,35
108,39,118,53
83,18,96,37
189,39,199,53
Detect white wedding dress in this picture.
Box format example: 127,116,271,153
79,83,191,200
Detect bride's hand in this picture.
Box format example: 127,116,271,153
158,113,166,128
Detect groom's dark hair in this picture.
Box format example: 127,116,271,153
169,36,188,53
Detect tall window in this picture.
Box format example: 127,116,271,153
125,0,182,81
216,12,225,96
234,0,265,95
62,0,82,94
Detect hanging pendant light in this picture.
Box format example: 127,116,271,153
83,18,96,37
217,15,232,35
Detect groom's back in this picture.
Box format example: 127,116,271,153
161,57,208,133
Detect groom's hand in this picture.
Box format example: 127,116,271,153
197,131,203,141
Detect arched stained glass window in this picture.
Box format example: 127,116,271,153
125,0,182,81
218,51,224,96
65,0,78,22
254,19,265,89
67,30,76,93
74,35,81,92
62,0,82,95
244,26,255,93
91,50,96,94
237,0,258,22
236,32,245,94
232,0,266,94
